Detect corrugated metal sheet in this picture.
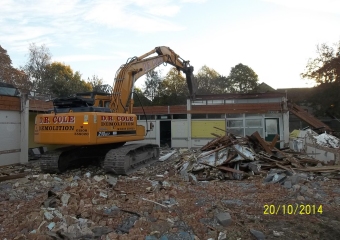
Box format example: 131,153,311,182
191,120,225,138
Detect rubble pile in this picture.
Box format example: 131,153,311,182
176,131,340,183
1,136,340,239
311,132,339,149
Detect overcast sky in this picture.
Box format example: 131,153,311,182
1,0,340,90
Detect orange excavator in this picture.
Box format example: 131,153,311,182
34,46,197,174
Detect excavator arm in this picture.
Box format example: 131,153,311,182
110,46,197,113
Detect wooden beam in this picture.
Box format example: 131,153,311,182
251,131,273,154
217,166,244,174
0,173,27,182
269,134,279,149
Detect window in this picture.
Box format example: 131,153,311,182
191,114,206,119
226,113,243,118
140,115,155,120
245,113,262,118
173,114,187,119
227,120,243,127
245,119,262,127
207,114,224,119
192,100,206,105
245,128,263,137
157,115,171,119
228,128,244,136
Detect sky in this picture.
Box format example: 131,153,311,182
1,0,340,90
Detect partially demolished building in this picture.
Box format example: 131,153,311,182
133,92,290,149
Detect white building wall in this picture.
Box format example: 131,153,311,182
0,111,21,165
133,120,159,146
171,120,189,148
0,94,29,166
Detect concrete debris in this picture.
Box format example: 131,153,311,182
250,229,266,240
218,232,227,240
290,129,340,164
159,150,177,162
93,175,105,182
215,212,232,227
61,193,70,206
1,143,340,239
176,131,340,182
313,132,339,148
105,174,118,186
273,230,284,237
47,222,55,230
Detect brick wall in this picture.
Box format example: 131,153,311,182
0,95,21,111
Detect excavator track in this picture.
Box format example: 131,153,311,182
40,146,81,173
40,144,159,175
40,151,62,173
103,144,160,175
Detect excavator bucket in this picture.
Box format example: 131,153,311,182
184,66,197,99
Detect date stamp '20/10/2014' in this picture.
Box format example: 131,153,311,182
263,204,323,215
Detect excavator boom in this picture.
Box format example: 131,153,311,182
111,46,196,113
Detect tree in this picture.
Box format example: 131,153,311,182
22,43,52,94
143,69,162,101
196,65,221,94
227,63,259,93
301,42,340,84
154,67,188,105
44,62,91,97
301,41,340,117
194,65,232,94
133,87,152,106
87,75,112,93
0,45,31,90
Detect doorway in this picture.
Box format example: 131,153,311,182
265,118,280,148
160,121,171,148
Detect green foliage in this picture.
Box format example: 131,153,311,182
161,68,188,95
154,67,188,105
22,43,52,94
227,63,259,93
143,70,162,101
133,87,152,107
88,75,111,93
301,42,340,84
196,65,222,94
44,62,91,97
301,41,340,118
309,82,340,118
0,45,31,90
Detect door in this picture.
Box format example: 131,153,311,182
171,120,188,148
160,121,171,147
265,118,280,148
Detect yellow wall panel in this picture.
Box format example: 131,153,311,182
191,120,225,138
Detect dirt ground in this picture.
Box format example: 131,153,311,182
1,155,340,240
